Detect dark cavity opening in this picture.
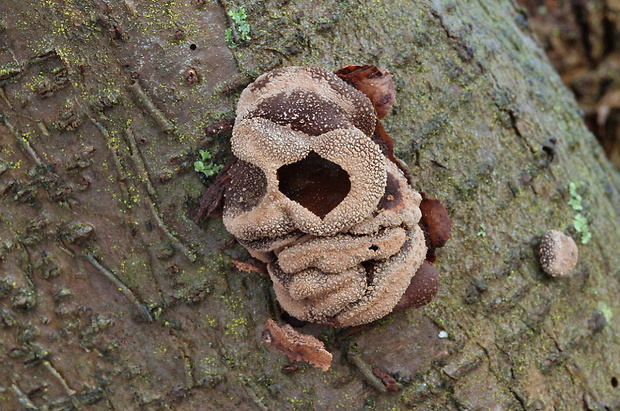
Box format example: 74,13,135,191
277,151,350,219
361,260,377,285
369,245,379,251
612,377,618,388
189,43,197,50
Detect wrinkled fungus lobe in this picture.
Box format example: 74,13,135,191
213,66,449,327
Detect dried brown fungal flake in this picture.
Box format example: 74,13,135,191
262,319,332,371
336,65,396,119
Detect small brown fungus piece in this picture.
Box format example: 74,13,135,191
262,319,332,371
419,195,453,262
336,65,396,119
539,230,579,277
199,66,451,328
392,261,439,312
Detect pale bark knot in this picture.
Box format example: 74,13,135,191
539,230,579,277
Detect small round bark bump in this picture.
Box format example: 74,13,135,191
539,230,579,277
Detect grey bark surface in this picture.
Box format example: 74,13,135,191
0,0,619,410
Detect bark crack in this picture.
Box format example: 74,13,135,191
509,386,528,410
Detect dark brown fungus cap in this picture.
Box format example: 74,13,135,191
539,230,578,277
392,261,439,312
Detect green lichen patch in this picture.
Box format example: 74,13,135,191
568,182,592,244
194,150,223,178
225,6,251,48
572,213,592,244
568,181,584,211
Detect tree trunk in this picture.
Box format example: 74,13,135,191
1,0,618,409
516,0,620,169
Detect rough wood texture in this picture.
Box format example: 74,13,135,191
0,0,618,409
517,0,620,168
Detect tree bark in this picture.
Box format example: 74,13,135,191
0,0,619,409
516,0,620,169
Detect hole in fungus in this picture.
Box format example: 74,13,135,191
189,43,197,50
612,377,618,388
277,151,350,219
369,245,379,251
361,260,377,285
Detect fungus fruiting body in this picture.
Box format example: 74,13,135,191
200,66,450,327
539,229,579,277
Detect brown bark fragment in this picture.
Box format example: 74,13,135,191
231,258,267,275
372,367,400,392
195,157,236,219
261,319,333,371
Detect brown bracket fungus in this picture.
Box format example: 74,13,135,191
199,66,451,327
539,229,579,277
